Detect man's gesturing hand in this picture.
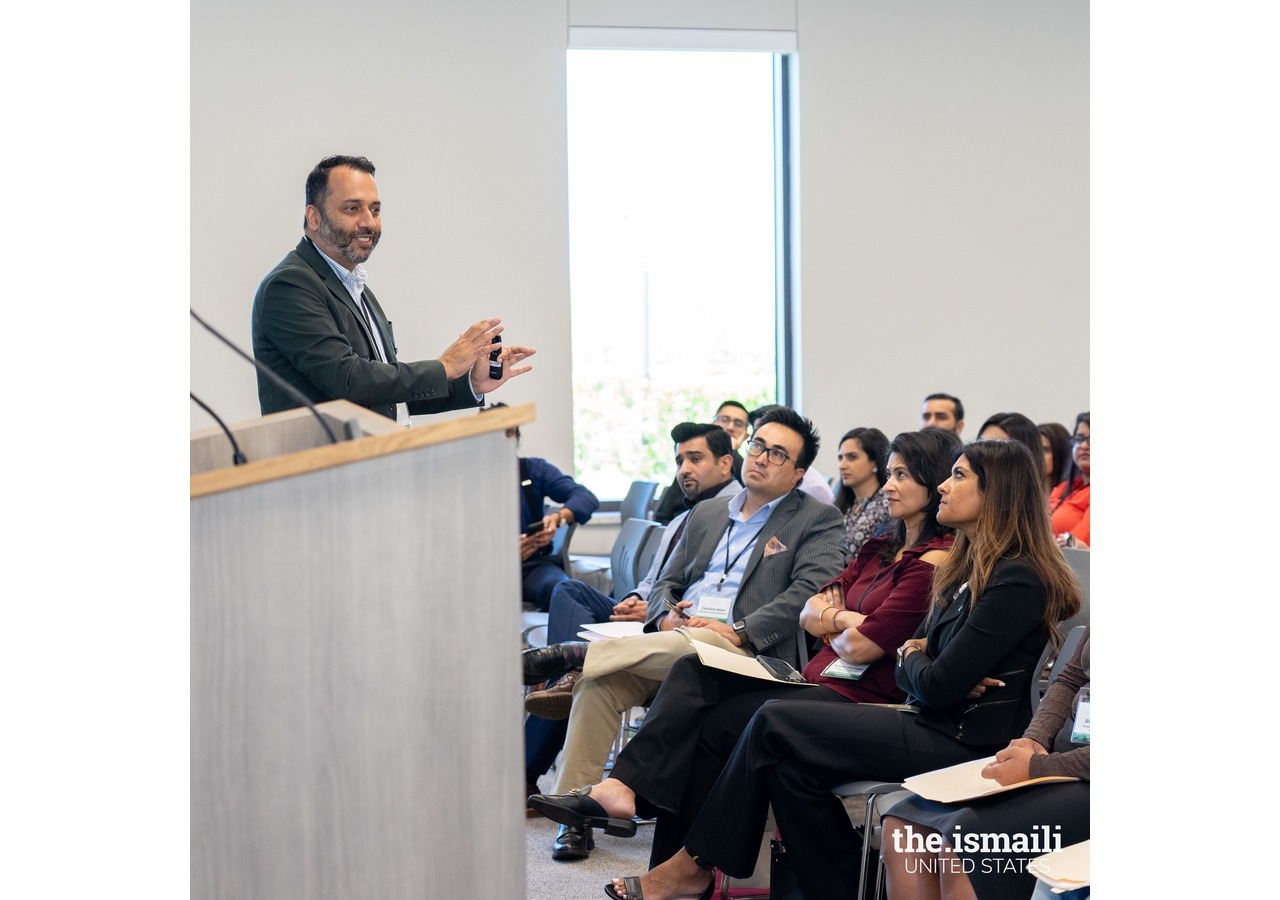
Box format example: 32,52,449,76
439,318,503,380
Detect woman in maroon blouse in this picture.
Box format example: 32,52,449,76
528,428,964,867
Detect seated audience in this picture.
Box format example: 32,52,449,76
654,400,748,524
523,423,739,830
833,427,892,563
1049,412,1090,547
882,626,1090,900
483,403,600,610
1038,421,1072,496
519,406,845,862
530,429,962,870
584,440,1081,900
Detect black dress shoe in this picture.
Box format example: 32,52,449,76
551,823,595,861
529,785,638,838
522,641,590,686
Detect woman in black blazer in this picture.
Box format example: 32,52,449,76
600,439,1083,900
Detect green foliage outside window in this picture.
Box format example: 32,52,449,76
573,376,775,500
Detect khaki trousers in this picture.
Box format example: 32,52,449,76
550,627,749,793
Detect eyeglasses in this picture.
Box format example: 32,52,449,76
1071,434,1091,446
714,414,747,431
745,439,794,467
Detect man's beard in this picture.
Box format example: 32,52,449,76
318,210,380,266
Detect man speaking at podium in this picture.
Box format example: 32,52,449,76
251,155,535,424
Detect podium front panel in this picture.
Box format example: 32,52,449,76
192,428,523,899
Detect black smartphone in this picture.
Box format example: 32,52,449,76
489,335,503,380
523,520,545,536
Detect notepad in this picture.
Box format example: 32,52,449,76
576,621,646,641
691,641,814,685
901,756,1079,803
1030,839,1090,892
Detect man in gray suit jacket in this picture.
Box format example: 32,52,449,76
251,155,534,422
523,407,845,859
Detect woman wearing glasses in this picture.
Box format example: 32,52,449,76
530,428,961,869
1049,412,1090,548
597,440,1081,900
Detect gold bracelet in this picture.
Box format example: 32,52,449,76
820,605,837,633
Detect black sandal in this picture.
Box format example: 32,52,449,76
527,785,638,838
602,873,714,900
604,875,644,900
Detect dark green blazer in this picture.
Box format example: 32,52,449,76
251,238,481,421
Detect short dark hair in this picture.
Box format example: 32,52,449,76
750,405,820,471
882,428,964,555
670,421,734,460
977,412,1041,462
305,155,376,209
923,392,964,422
833,427,890,514
716,399,748,418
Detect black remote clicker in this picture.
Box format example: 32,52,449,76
489,335,503,380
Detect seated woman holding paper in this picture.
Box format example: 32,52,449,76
597,439,1082,900
529,428,962,867
881,626,1090,900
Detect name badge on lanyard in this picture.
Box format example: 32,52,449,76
820,658,870,680
697,520,763,622
1071,687,1090,744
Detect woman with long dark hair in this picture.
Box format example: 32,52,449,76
832,427,892,563
598,440,1081,900
1038,421,1071,496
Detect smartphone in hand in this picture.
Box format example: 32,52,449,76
523,520,545,536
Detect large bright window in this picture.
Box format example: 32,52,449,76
567,45,793,499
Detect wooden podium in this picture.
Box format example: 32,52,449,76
191,401,533,900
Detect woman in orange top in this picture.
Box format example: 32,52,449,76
1049,412,1089,547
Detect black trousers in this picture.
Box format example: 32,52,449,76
609,654,848,868
681,699,992,900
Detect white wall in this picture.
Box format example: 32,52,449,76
191,0,576,453
191,0,1088,481
794,1,1089,448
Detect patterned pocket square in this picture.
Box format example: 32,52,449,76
763,535,788,557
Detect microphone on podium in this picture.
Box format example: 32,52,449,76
190,308,339,445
